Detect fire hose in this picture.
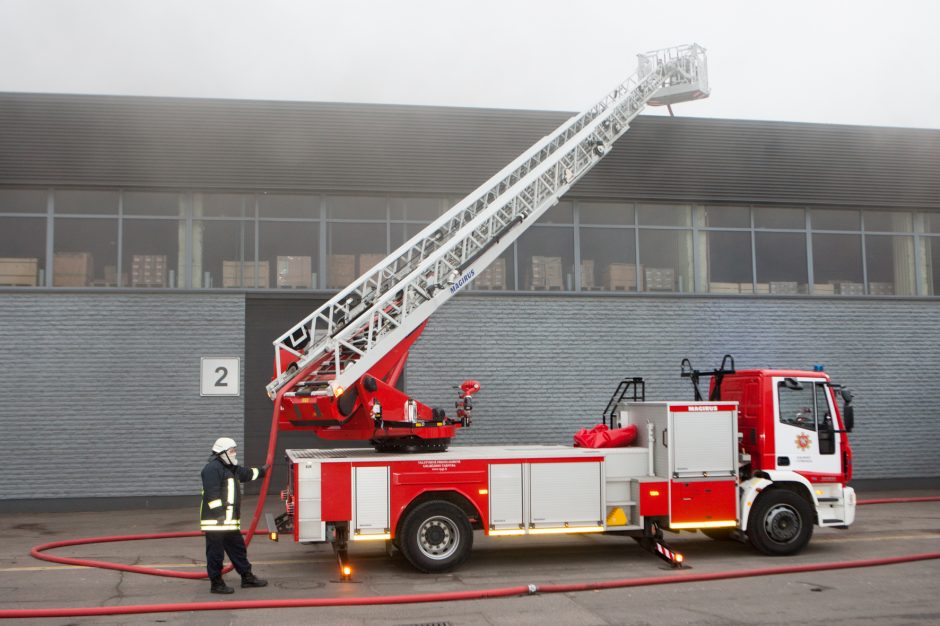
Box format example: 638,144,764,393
3,384,939,618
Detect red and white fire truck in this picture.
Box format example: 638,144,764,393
263,46,857,574
272,357,856,573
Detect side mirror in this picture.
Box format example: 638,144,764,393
842,402,854,433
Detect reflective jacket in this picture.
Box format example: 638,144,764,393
200,456,266,532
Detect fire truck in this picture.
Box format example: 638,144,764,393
263,45,857,574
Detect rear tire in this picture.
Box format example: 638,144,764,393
748,489,814,556
399,501,473,573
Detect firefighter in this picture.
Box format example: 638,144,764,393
200,437,270,594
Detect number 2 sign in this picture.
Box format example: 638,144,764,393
200,357,241,396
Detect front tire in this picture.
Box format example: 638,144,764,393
399,501,473,573
748,489,814,556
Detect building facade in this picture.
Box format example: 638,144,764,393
1,93,939,508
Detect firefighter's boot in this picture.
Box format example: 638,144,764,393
241,572,268,588
210,577,234,594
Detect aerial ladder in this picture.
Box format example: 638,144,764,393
266,44,709,451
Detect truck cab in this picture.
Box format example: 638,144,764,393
709,366,857,555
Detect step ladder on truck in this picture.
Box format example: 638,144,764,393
264,44,858,575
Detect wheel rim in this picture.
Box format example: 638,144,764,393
763,503,802,543
416,515,460,560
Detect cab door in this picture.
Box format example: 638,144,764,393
772,377,841,476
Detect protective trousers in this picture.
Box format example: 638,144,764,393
205,530,251,579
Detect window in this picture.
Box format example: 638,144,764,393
754,207,804,229
706,231,753,292
122,219,181,288
54,190,119,215
755,232,807,294
197,220,256,288
327,196,386,220
518,224,574,290
864,211,912,232
866,235,915,296
52,218,118,287
812,233,863,295
704,205,749,228
812,209,859,231
579,227,637,291
580,201,634,225
638,203,690,227
123,191,183,216
777,381,816,431
261,221,319,289
198,193,255,218
327,222,385,289
925,236,940,296
259,194,319,219
0,188,47,213
0,216,45,286
639,229,692,292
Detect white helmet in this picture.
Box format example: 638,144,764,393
212,437,237,454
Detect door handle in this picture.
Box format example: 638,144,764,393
777,456,790,466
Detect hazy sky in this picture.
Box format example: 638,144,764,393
1,0,938,128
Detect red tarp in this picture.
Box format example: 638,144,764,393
573,423,638,448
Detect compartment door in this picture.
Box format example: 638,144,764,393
353,466,389,536
489,463,523,530
529,461,602,529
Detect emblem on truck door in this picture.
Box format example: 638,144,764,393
795,433,812,451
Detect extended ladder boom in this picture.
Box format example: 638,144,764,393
267,44,708,401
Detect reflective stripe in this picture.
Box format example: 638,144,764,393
226,478,235,504
251,468,260,481
202,523,240,531
207,499,223,509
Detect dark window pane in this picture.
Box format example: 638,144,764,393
926,213,940,234
755,231,807,293
260,194,319,219
261,221,320,289
928,237,940,295
52,218,118,286
579,201,634,225
327,222,386,288
537,200,573,224
327,196,386,220
389,197,444,221
0,188,47,213
123,191,182,216
638,204,691,227
196,220,256,289
579,227,637,291
705,206,750,228
199,193,255,218
0,216,45,286
812,209,859,231
707,231,753,292
55,190,119,215
812,233,862,295
122,219,181,288
754,207,804,229
866,235,915,296
777,382,817,431
864,211,911,232
638,229,693,292
518,226,574,290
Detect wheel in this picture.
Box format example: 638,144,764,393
398,501,473,573
748,489,814,556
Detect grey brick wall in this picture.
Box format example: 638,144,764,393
2,291,937,505
0,293,245,500
407,294,940,480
